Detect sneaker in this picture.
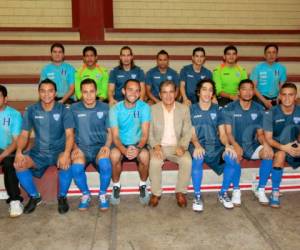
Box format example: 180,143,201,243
57,196,69,214
254,188,269,205
139,185,150,205
218,192,234,209
9,200,23,217
78,194,91,211
269,191,280,208
110,186,121,205
192,195,204,212
232,189,241,206
24,195,42,214
99,194,109,211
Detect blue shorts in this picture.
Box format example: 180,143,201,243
79,145,102,168
286,154,300,169
242,141,261,160
26,149,61,178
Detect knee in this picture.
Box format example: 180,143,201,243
274,151,286,166
110,148,122,162
178,154,192,168
138,149,149,162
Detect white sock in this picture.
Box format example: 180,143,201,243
113,182,121,188
139,181,147,187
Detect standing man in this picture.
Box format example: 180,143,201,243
190,79,237,211
108,46,145,105
251,44,287,109
0,85,23,217
109,79,151,205
148,80,192,208
264,82,300,208
180,47,212,106
224,79,273,206
213,45,247,106
14,79,74,215
70,78,112,211
146,50,179,104
75,46,109,101
40,43,75,104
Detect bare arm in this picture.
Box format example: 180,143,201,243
108,84,117,106
111,127,127,155
225,124,243,162
137,122,150,148
0,137,18,163
180,80,191,105
57,128,74,169
140,82,146,101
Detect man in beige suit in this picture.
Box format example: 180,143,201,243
148,80,192,207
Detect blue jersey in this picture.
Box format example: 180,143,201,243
22,102,74,153
71,101,109,152
0,106,22,150
146,66,179,99
190,103,224,155
109,66,145,101
250,62,287,98
40,62,75,98
263,105,300,144
109,100,151,145
180,64,212,104
223,101,264,155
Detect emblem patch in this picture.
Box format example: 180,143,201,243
97,112,104,119
251,113,258,120
53,114,60,121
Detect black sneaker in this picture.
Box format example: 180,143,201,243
139,185,150,205
24,195,42,214
110,186,121,205
57,196,69,214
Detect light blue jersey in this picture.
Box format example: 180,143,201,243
40,62,75,98
109,100,151,145
146,66,179,99
0,106,22,150
250,62,287,98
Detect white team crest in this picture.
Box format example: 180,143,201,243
293,117,300,124
131,74,137,79
167,75,172,80
251,113,258,120
53,113,60,121
97,112,104,119
210,113,217,120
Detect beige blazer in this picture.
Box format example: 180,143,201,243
148,102,192,150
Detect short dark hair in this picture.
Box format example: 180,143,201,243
50,43,65,53
264,43,279,53
238,79,254,90
83,46,97,56
193,47,206,56
224,45,237,55
157,50,169,58
159,80,177,93
123,79,141,90
280,82,297,92
80,78,97,91
0,84,7,97
196,78,216,96
38,78,57,92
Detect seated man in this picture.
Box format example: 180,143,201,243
40,43,76,104
109,79,151,205
190,79,237,211
70,78,112,211
224,79,273,206
14,79,74,215
148,80,192,208
146,50,179,104
75,46,109,101
0,85,23,217
264,82,300,208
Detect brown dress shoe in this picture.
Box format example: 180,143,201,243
176,192,187,208
149,194,161,207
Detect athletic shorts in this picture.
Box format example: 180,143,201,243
242,141,261,160
286,154,300,169
79,145,103,168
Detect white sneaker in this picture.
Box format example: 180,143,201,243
255,188,269,205
218,192,234,209
192,195,204,212
9,200,23,218
232,189,241,206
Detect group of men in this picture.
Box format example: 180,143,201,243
1,42,298,218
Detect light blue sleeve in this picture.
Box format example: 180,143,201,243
11,111,22,137
279,65,287,83
40,65,48,82
141,103,151,123
67,64,76,86
109,106,119,128
250,65,259,82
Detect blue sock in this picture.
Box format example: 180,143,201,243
258,159,273,188
58,168,73,197
71,163,90,195
16,170,39,197
271,167,283,192
220,154,236,195
232,162,241,189
98,158,112,195
191,158,204,197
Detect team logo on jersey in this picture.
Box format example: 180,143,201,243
53,114,60,121
97,112,104,119
131,74,137,79
251,113,258,120
2,117,10,126
210,113,217,120
133,111,140,118
117,75,125,78
187,74,194,78
293,117,300,124
167,75,172,80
